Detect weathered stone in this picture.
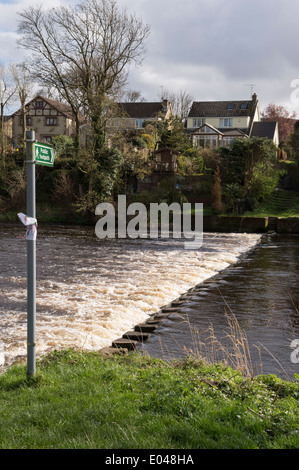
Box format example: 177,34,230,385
135,323,158,333
153,313,170,320
171,301,186,306
161,307,182,313
123,330,151,342
112,338,138,350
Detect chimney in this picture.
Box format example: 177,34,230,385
252,93,257,102
162,98,169,111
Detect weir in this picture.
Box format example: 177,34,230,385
0,224,261,369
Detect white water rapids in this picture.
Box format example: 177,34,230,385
0,224,261,367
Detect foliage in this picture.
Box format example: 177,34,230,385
154,116,190,153
211,166,222,212
219,137,281,210
261,103,297,148
52,135,75,160
180,147,204,174
288,120,299,161
74,146,124,215
250,162,285,202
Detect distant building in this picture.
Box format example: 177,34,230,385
11,95,84,148
186,93,279,148
107,99,172,131
250,121,279,146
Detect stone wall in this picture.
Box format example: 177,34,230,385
277,217,299,233
201,216,268,233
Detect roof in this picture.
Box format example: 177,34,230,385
220,128,248,136
12,95,81,121
188,99,257,118
39,96,76,119
191,123,223,135
116,101,169,119
251,121,278,139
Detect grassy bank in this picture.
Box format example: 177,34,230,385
0,350,298,449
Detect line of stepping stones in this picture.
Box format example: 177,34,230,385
109,235,265,353
111,279,219,351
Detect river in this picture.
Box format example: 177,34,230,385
141,233,299,380
0,223,298,379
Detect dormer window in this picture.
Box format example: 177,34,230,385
241,103,248,109
227,103,234,110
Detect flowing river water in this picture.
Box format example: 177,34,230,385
0,223,298,379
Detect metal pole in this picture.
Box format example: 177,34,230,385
26,130,36,377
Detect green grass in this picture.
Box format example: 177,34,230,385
0,350,298,449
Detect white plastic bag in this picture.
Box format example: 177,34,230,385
17,212,38,240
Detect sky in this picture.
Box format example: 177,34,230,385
1,0,299,115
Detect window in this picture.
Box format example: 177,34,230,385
44,136,52,143
219,118,233,127
241,103,248,109
227,103,234,110
192,118,206,128
36,100,43,109
193,134,218,149
222,136,235,147
46,117,57,126
20,116,32,125
135,119,144,129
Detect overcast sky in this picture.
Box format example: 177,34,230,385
1,0,299,115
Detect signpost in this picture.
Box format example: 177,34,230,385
24,132,55,376
34,141,55,167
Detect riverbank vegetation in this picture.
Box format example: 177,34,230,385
1,130,299,225
0,350,298,449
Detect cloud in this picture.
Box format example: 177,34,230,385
1,0,299,113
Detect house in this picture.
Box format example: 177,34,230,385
108,99,172,131
250,121,279,147
186,93,266,148
11,95,83,148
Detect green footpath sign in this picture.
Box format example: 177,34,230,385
34,142,55,167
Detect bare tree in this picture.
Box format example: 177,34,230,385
124,90,146,102
158,87,194,120
0,65,16,165
10,63,33,155
17,0,150,155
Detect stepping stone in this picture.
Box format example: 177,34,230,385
171,301,186,306
153,313,170,320
112,338,138,351
161,307,182,313
135,323,158,333
122,330,151,342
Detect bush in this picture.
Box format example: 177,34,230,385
249,162,286,202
